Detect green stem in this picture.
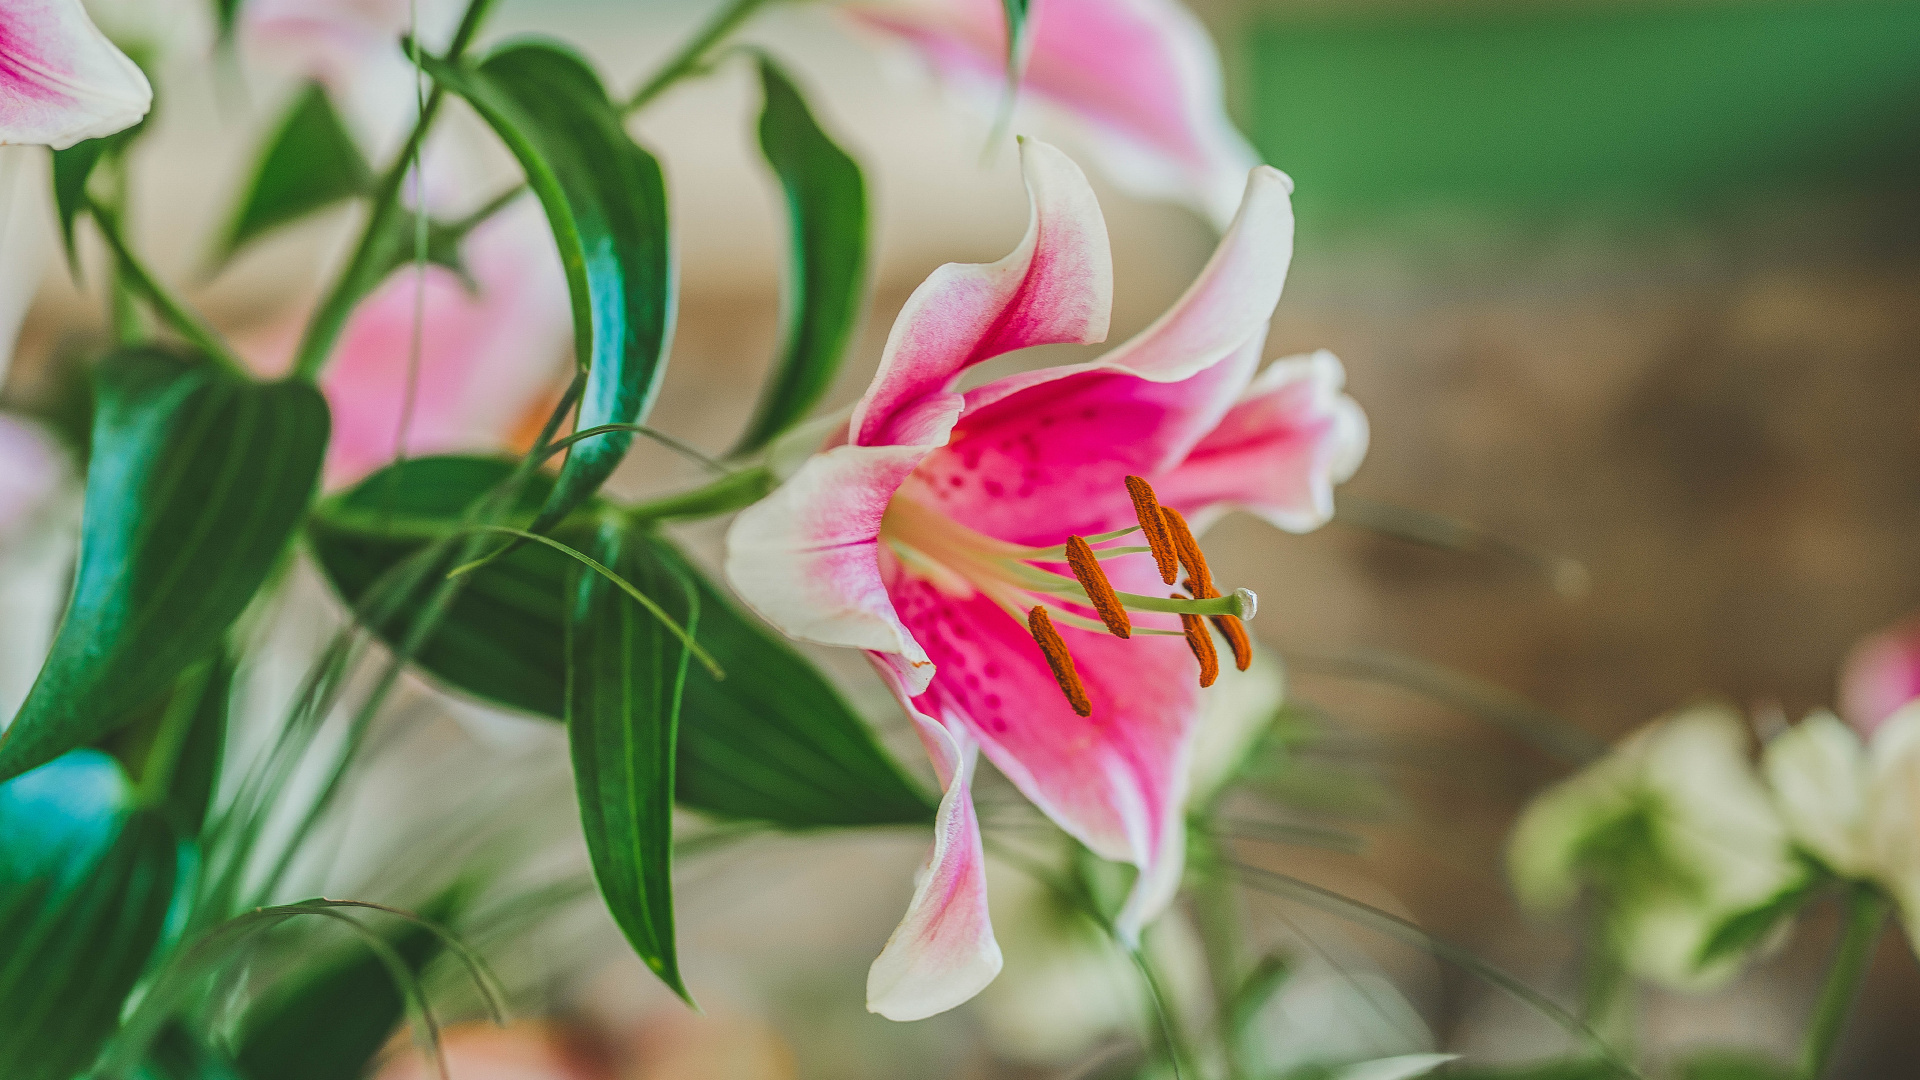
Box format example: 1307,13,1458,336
1189,829,1250,1078
625,0,778,113
627,466,773,524
87,199,245,373
1799,884,1887,1080
103,156,142,346
290,0,501,381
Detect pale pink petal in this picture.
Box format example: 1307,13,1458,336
0,413,65,538
295,203,569,487
1154,350,1368,533
1841,616,1920,740
0,0,151,149
887,551,1198,942
867,671,1003,1021
725,442,941,693
845,0,1261,227
850,138,1111,448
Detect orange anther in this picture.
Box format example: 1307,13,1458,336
1125,475,1179,585
1065,535,1131,639
1176,594,1220,688
1160,506,1216,599
1028,606,1093,716
1210,614,1253,672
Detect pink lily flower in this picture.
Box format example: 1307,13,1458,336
841,0,1262,228
0,0,152,149
725,139,1365,1020
1840,615,1920,740
238,201,572,488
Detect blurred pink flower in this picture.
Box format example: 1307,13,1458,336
0,0,151,149
843,0,1261,228
241,0,460,150
239,201,571,488
726,140,1363,1020
374,1023,612,1080
0,413,64,538
1840,615,1920,739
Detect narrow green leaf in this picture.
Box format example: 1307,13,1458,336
231,909,448,1080
217,83,373,261
0,752,181,1080
567,524,694,1001
1001,0,1032,81
1694,869,1823,969
421,42,676,530
733,57,868,455
158,649,234,837
53,138,111,268
0,349,330,782
308,457,935,827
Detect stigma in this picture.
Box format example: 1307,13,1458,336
882,475,1257,714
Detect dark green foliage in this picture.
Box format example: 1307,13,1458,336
732,58,868,455
0,752,181,1080
567,524,694,999
421,41,675,530
218,83,373,261
0,349,329,782
308,456,933,828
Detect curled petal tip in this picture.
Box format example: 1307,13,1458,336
0,0,153,150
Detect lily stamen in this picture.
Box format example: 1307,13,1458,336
1065,535,1131,638
1161,507,1216,598
1211,612,1254,671
1176,595,1220,688
1125,475,1180,585
1028,606,1093,716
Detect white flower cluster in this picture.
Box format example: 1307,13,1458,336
1509,699,1920,989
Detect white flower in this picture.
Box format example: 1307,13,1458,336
1508,705,1806,989
1764,704,1920,948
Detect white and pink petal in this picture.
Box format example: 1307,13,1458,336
851,137,1111,448
0,0,151,149
1156,350,1368,533
888,556,1199,942
867,682,1002,1021
725,442,942,692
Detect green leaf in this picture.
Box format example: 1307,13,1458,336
566,524,694,1000
0,751,181,1080
1694,868,1823,969
422,42,675,529
308,456,934,827
231,911,447,1080
217,83,373,261
733,58,868,455
156,649,234,837
0,349,330,783
52,114,149,272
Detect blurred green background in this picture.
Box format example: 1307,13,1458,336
1244,0,1920,231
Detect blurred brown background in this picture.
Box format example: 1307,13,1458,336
7,0,1920,1074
